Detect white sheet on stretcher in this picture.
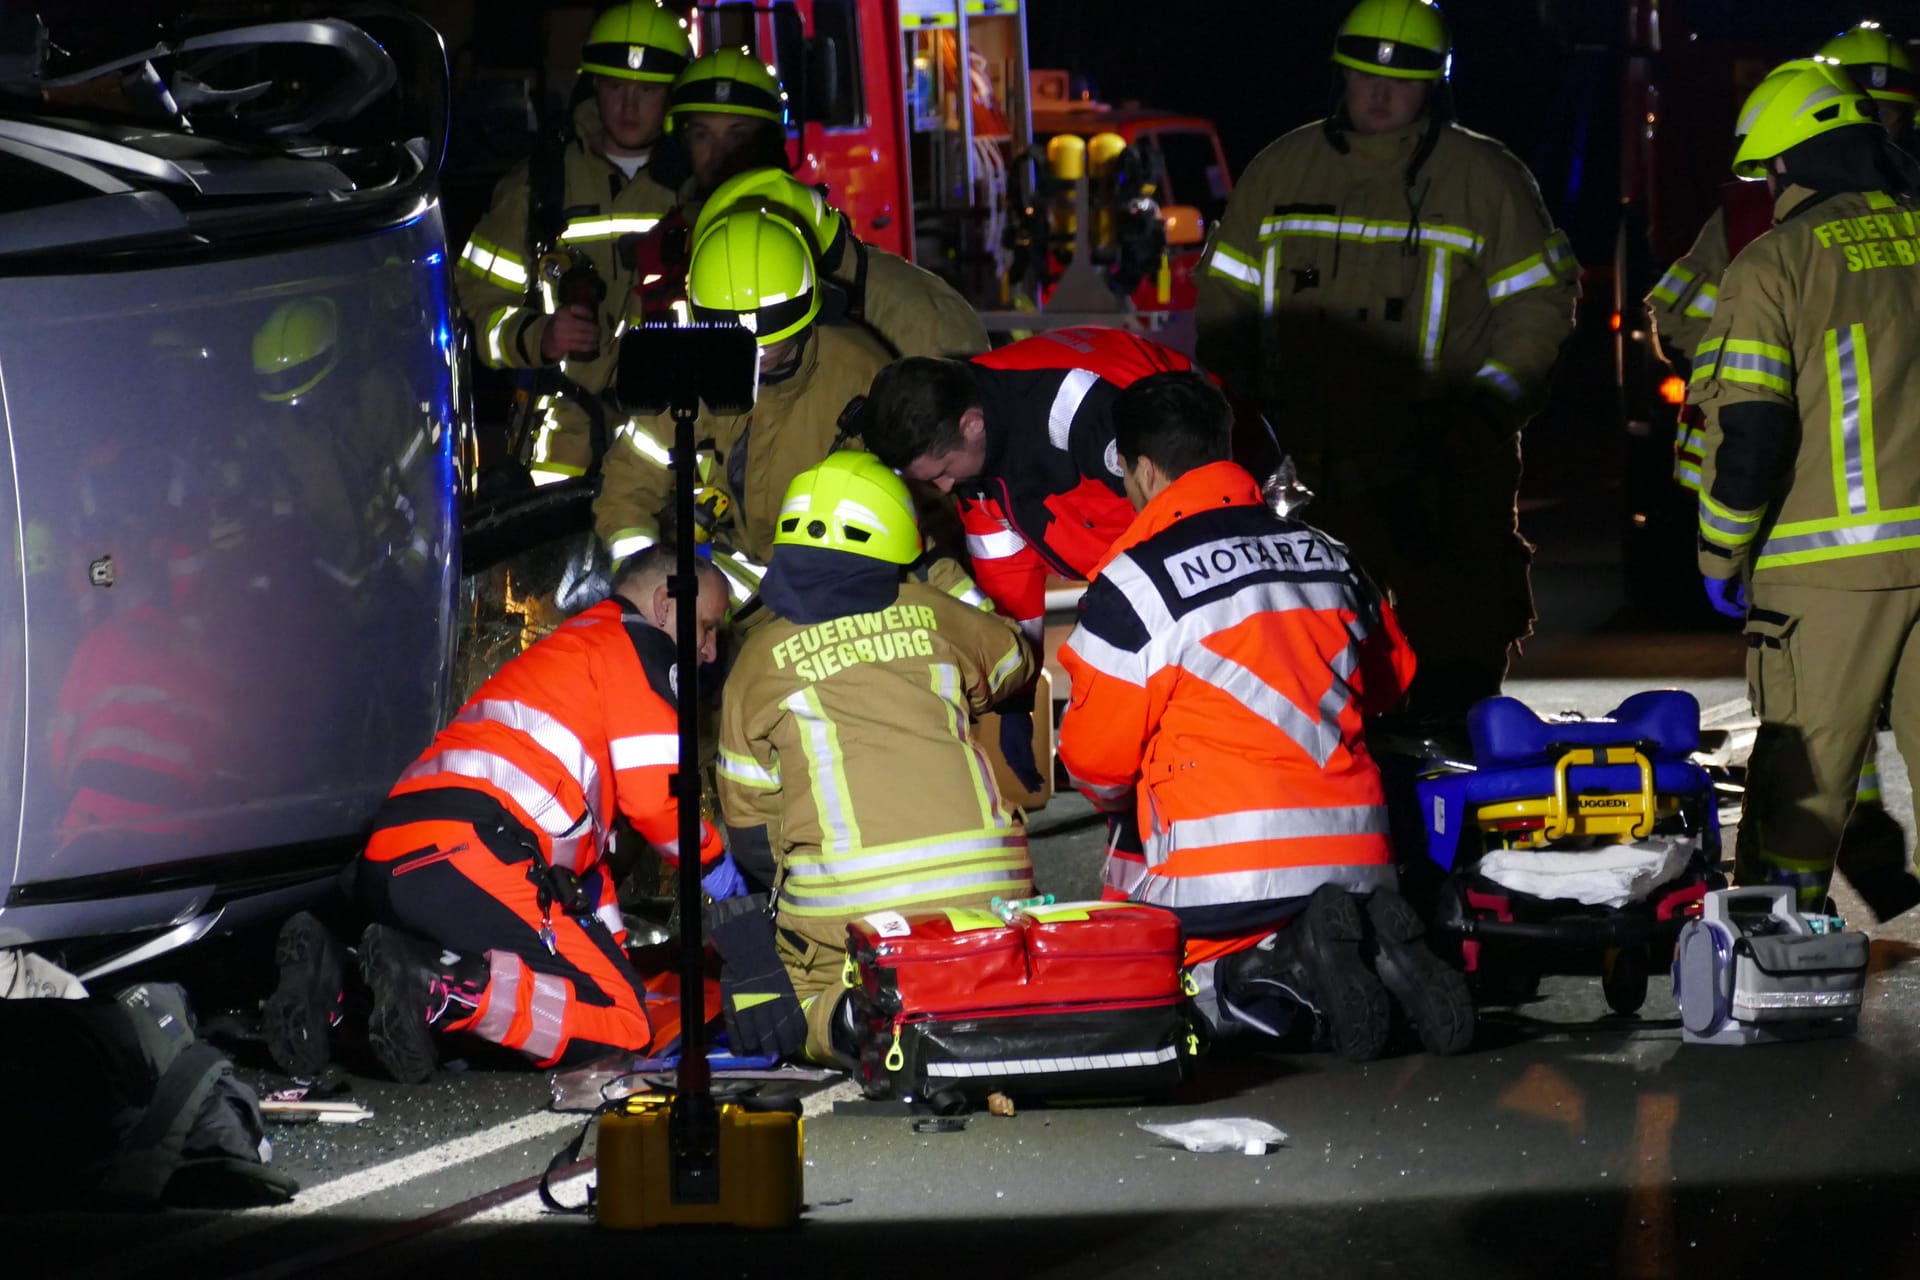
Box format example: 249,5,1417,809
1475,836,1696,910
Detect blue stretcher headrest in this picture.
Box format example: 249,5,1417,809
1467,691,1701,767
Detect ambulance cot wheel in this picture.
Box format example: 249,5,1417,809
1601,943,1649,1016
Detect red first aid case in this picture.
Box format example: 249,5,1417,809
844,901,1195,1103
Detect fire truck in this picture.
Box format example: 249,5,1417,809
431,0,1223,343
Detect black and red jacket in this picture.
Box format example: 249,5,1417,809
960,327,1195,639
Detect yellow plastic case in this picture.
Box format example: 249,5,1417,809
595,1096,804,1230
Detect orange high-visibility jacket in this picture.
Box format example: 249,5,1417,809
1057,462,1415,932
388,597,721,897
955,327,1195,645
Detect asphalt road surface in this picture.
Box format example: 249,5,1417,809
14,494,1920,1279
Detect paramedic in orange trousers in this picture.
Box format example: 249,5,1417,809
265,547,735,1082
1057,372,1473,1060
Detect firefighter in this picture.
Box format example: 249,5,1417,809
1650,51,1920,922
1822,21,1918,146
858,327,1196,791
1055,371,1468,1060
666,48,793,201
695,166,990,359
593,208,892,600
1652,27,1915,489
715,451,1035,1062
265,548,733,1082
1647,61,1814,490
453,1,691,483
1689,61,1920,916
1194,0,1578,728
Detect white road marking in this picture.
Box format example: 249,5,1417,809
1699,697,1752,729
124,1110,581,1273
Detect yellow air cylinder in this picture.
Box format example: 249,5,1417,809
1046,133,1086,182
1087,131,1127,179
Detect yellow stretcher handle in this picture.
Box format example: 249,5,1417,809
1546,747,1655,841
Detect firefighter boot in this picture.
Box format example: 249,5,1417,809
262,911,346,1078
1274,884,1392,1062
358,923,486,1084
1363,888,1475,1055
1837,801,1920,923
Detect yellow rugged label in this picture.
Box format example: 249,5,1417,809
941,907,1007,932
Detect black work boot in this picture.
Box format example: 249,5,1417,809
1277,884,1392,1062
358,924,486,1084
1363,888,1475,1055
262,911,346,1078
1837,802,1920,923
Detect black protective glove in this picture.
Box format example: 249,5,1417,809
998,710,1045,793
702,894,807,1059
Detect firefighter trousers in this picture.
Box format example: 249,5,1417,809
357,817,651,1066
774,926,853,1066
1737,582,1920,908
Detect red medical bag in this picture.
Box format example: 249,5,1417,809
844,901,1195,1103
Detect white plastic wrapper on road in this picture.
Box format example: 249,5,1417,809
1139,1118,1289,1155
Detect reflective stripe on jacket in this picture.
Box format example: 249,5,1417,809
391,598,721,875
1057,462,1415,926
955,327,1194,638
1195,117,1576,469
593,323,893,565
1649,181,1776,491
454,98,678,381
717,583,1036,948
1690,186,1920,588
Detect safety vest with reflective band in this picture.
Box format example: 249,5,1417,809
594,323,894,584
1056,462,1415,931
1195,118,1576,468
716,582,1036,949
1690,186,1920,589
454,98,679,480
389,597,721,877
50,606,228,838
953,327,1194,646
1648,181,1776,491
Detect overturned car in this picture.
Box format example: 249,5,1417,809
0,11,473,977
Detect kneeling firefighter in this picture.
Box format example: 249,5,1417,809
712,451,1037,1061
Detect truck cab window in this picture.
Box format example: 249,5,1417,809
1151,128,1228,225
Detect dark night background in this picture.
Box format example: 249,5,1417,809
19,0,1913,518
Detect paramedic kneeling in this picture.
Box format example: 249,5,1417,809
1056,372,1473,1060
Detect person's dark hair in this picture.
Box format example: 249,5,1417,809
1114,371,1232,481
859,356,979,469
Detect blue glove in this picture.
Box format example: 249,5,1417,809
999,710,1045,793
701,854,749,902
1703,575,1749,620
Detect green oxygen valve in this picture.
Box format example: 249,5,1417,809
990,893,1057,922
